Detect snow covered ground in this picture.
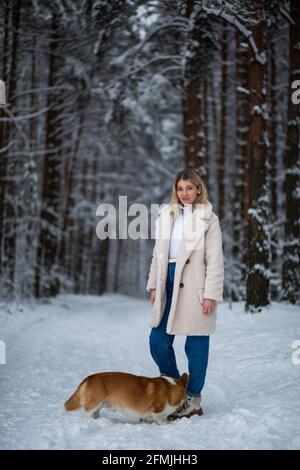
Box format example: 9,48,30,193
0,294,299,450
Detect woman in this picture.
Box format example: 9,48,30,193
146,168,224,419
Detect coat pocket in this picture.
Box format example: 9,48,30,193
198,288,205,304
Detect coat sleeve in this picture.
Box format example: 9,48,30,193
146,243,158,292
203,216,224,302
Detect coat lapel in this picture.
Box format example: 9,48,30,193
157,201,213,270
154,205,172,282
176,201,213,266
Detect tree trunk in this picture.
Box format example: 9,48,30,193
34,13,63,297
218,25,228,222
268,33,280,301
0,0,21,296
245,2,270,312
282,0,300,303
233,31,250,301
0,0,10,270
182,0,206,173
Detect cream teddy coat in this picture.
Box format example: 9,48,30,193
146,201,224,335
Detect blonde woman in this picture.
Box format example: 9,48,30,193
146,169,224,419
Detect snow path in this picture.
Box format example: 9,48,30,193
0,294,299,450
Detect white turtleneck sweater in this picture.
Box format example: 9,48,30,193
169,204,193,259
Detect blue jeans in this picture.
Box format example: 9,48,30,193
149,262,209,397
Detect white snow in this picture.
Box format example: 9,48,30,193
0,294,299,450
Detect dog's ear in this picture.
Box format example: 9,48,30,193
178,372,189,388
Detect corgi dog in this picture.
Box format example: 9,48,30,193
64,371,188,424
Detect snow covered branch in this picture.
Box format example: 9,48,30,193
200,4,267,66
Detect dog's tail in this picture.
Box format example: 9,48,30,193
64,383,82,411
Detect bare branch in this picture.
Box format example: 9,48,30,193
0,106,51,122
279,6,295,25
201,4,267,65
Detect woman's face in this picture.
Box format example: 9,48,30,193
176,179,200,205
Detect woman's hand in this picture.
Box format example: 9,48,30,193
203,298,216,315
150,289,156,305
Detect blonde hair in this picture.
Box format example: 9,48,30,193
169,168,209,218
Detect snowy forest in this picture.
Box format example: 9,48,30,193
0,0,299,311
1,0,300,452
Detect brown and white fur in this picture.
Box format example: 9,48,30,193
64,371,188,424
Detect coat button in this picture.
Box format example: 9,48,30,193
186,259,190,264
180,282,184,288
